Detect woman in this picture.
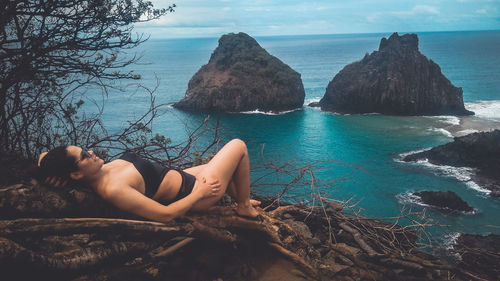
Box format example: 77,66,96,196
38,139,260,223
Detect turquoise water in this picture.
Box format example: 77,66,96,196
94,31,500,239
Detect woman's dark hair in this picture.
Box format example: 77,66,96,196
38,146,79,180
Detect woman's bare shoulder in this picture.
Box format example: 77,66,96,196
95,159,144,199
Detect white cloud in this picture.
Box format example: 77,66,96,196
140,26,229,38
413,5,439,15
366,13,381,23
391,5,440,18
244,7,272,12
137,5,232,28
458,0,500,2
269,20,336,35
473,6,499,15
136,1,499,38
458,0,478,2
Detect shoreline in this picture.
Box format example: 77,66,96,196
401,130,500,197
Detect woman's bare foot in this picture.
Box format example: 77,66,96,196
235,202,259,218
250,199,261,207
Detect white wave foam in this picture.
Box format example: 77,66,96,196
305,98,323,111
443,232,461,251
319,110,381,115
429,115,461,126
238,107,302,115
396,192,478,214
402,158,491,195
465,100,500,121
396,192,427,207
464,180,492,195
395,148,432,162
322,111,343,116
455,129,479,136
305,97,321,105
420,160,474,182
426,127,453,138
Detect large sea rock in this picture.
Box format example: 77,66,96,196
317,32,474,116
412,191,474,212
404,130,500,197
173,32,305,112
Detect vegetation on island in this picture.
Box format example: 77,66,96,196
318,33,473,116
213,33,298,86
174,32,305,112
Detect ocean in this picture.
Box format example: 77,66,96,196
94,30,500,241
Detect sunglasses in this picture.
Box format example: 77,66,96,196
75,148,91,164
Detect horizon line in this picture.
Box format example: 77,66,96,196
142,28,500,40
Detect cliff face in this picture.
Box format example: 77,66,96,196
174,32,305,113
318,33,474,116
404,130,500,196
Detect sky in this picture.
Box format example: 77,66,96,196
136,0,500,38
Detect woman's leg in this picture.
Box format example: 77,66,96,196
183,164,207,176
224,180,261,207
185,163,260,206
190,139,259,217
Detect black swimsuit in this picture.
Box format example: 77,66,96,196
119,152,196,202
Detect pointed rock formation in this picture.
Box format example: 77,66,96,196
317,32,474,116
174,32,305,113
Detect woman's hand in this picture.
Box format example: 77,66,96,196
38,151,67,187
192,175,221,199
38,151,48,166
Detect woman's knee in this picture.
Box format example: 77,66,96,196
228,138,247,154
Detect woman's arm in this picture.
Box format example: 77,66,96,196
104,180,217,223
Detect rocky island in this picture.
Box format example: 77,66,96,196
412,191,474,213
315,32,474,116
404,130,500,197
174,32,305,113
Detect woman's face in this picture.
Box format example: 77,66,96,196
66,146,104,178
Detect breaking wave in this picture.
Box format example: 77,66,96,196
396,152,491,196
